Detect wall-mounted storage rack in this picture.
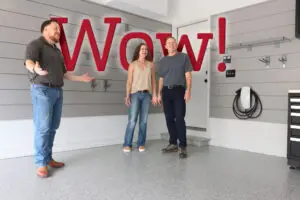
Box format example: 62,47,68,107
211,36,292,52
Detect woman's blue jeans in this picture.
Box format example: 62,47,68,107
123,91,151,148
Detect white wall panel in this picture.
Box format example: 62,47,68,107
210,0,296,125
0,0,171,159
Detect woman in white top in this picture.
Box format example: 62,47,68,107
123,43,158,152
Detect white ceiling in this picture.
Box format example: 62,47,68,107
88,0,169,22
87,0,271,26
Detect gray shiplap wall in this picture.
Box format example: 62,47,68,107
0,0,171,120
210,0,299,124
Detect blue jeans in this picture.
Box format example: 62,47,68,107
123,92,151,148
30,84,63,167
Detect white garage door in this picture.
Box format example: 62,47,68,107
177,19,211,132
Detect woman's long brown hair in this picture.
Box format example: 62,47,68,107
131,43,153,62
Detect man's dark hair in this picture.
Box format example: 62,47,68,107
40,19,59,33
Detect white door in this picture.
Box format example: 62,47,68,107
177,20,211,132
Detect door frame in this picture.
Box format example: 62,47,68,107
175,17,212,136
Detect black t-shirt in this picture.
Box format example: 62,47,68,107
24,36,67,87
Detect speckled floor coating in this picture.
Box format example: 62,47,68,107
0,140,299,200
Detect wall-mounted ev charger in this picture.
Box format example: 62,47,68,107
240,86,251,110
232,86,263,119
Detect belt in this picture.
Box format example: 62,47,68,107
38,83,62,88
137,90,149,93
164,85,183,89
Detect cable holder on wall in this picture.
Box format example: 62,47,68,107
258,56,270,68
232,87,263,120
278,54,287,68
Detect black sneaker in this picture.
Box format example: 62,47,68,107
179,147,188,159
162,144,178,153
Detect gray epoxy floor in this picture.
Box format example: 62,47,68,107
0,140,300,200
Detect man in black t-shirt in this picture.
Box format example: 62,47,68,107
24,19,94,178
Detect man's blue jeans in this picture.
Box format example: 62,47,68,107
30,84,63,167
123,92,151,148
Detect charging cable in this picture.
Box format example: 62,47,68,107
232,87,263,119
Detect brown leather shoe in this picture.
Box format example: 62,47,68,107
37,166,48,178
48,160,65,168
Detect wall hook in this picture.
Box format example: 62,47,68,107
258,56,270,68
103,79,111,92
91,79,97,91
278,54,287,68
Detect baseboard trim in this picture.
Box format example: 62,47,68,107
160,132,210,147
0,134,162,160
186,126,207,132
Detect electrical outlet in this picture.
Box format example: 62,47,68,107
226,69,236,78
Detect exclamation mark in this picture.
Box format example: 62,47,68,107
218,17,226,72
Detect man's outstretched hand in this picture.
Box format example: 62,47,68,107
64,72,95,82
80,73,94,82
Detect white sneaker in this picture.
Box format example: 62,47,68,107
123,146,131,152
139,146,145,152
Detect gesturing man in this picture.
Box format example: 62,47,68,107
157,36,193,159
24,19,94,178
